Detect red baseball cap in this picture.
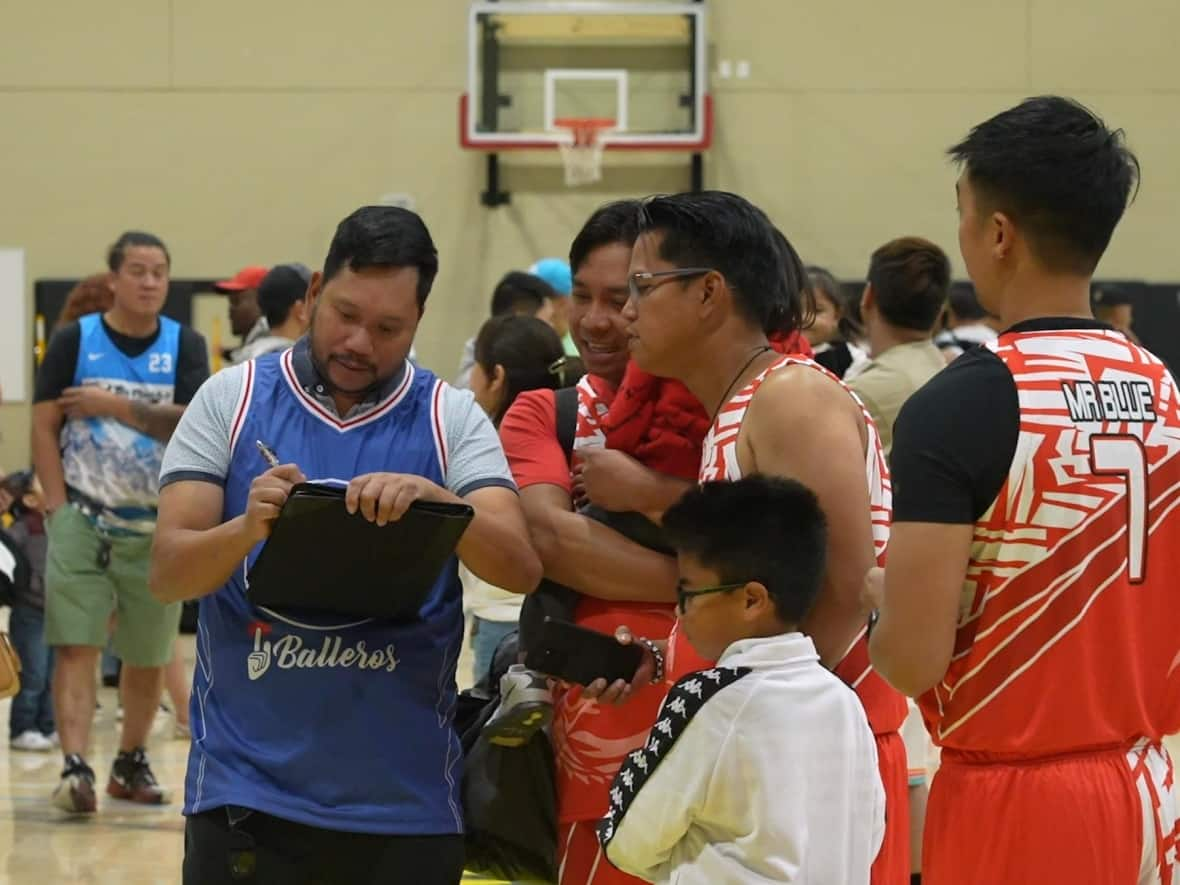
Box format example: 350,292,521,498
215,265,269,292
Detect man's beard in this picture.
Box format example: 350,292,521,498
306,303,401,398
309,347,386,398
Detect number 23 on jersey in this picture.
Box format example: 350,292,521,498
148,352,173,374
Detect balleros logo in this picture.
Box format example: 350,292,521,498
247,626,399,681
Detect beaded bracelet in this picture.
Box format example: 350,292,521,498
632,636,666,684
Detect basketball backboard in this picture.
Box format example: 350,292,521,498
461,1,710,151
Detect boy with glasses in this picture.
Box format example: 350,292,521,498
599,475,883,884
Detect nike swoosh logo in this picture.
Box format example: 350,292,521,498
88,353,104,361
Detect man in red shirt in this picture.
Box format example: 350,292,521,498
499,201,692,885
866,96,1179,884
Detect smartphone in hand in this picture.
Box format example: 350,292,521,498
524,617,643,687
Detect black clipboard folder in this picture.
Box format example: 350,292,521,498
245,482,474,620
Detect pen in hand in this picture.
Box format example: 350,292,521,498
256,439,281,469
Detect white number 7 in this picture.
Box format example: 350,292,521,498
1089,435,1148,583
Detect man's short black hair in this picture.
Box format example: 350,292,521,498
637,192,810,336
1093,285,1134,308
946,283,989,322
663,475,828,626
322,206,439,311
257,264,311,327
949,95,1139,276
490,271,557,318
867,237,952,332
107,231,170,272
569,200,642,275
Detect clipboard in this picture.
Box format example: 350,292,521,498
245,482,474,621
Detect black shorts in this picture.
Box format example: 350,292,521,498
183,806,465,885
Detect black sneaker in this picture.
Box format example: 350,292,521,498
483,664,554,747
107,747,171,805
52,754,97,814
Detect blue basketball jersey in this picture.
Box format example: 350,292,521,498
184,351,467,835
60,314,180,531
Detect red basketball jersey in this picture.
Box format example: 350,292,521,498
669,355,906,736
919,329,1180,756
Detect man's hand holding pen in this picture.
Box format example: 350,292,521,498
245,464,307,543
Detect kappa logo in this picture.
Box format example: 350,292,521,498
246,627,398,680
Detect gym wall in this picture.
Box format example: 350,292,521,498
1,0,1177,469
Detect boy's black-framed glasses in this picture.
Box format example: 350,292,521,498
676,581,747,615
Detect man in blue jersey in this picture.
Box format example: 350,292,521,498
151,205,543,885
31,231,210,814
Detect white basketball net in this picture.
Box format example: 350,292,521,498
558,122,610,187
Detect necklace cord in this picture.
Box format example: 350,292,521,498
709,345,774,426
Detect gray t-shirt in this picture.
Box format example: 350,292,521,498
160,358,514,499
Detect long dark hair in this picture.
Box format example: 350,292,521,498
474,315,584,426
107,231,169,272
636,191,812,336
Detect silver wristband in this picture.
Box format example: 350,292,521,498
633,636,665,684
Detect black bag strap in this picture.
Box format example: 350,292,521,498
518,386,581,654
554,386,579,462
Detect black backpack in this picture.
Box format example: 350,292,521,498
457,630,558,883
0,528,30,609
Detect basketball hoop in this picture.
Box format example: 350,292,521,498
555,117,614,187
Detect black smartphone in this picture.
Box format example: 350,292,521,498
523,617,644,687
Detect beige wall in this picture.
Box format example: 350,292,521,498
2,0,1178,469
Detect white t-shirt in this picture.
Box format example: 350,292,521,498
602,632,885,884
460,564,524,623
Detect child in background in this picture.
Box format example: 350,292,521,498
465,314,583,681
3,470,57,752
599,476,884,884
803,265,870,380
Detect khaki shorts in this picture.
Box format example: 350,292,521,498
44,504,180,667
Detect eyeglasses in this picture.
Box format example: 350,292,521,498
676,581,747,615
628,268,715,301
